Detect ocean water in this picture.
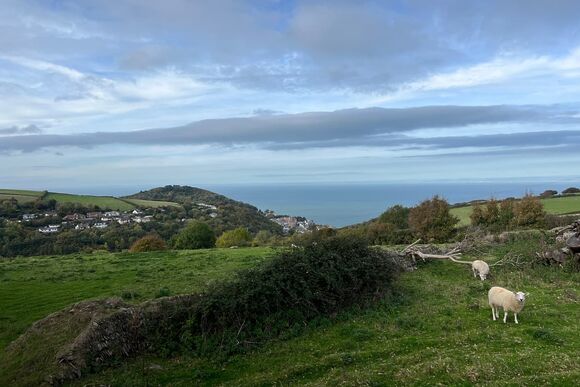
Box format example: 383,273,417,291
208,182,579,227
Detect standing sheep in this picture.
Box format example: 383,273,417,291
488,286,527,324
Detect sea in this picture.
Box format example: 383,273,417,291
207,181,579,227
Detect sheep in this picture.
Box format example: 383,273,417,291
449,258,490,281
488,286,527,324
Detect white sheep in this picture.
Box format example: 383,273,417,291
449,258,490,281
471,260,490,281
488,286,527,324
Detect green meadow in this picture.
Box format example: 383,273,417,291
1,241,578,386
0,188,180,210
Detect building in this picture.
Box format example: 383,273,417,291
38,225,60,234
22,214,37,221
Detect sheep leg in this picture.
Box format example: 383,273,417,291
514,313,519,324
503,310,508,323
491,306,496,320
473,269,477,278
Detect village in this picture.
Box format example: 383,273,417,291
263,209,322,234
21,209,155,234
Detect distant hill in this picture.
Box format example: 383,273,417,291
126,185,282,234
0,189,179,211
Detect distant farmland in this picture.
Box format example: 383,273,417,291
451,194,580,226
0,189,180,210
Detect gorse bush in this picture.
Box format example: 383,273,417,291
178,235,401,355
129,234,166,252
216,227,252,248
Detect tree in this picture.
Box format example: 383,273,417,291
513,195,545,228
130,235,167,252
539,189,558,198
174,221,216,249
470,204,486,226
408,196,459,242
562,187,580,194
216,227,252,248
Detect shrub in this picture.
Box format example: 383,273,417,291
216,227,252,248
179,235,401,355
408,196,459,242
252,230,273,246
129,235,166,253
174,221,216,249
513,194,546,228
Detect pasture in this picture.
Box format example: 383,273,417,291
1,241,578,386
44,193,136,211
451,194,580,226
0,188,181,210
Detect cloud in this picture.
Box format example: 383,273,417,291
0,104,576,152
0,124,42,136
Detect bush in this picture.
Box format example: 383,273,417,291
179,235,401,355
513,195,546,228
216,227,252,248
252,230,273,246
409,196,459,242
129,235,167,253
174,221,216,249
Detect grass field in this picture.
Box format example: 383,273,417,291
0,248,272,352
0,189,43,204
1,242,578,386
0,188,180,210
43,193,137,211
451,194,580,226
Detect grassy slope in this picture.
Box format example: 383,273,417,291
452,194,580,226
76,245,578,385
0,188,180,209
0,248,272,352
44,192,136,211
0,189,43,197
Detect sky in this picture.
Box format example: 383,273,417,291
1,0,580,193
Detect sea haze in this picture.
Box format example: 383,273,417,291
208,182,579,227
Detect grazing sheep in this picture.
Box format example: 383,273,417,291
449,258,490,281
488,286,527,324
471,260,490,281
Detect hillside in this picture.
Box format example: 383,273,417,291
0,188,180,210
1,239,578,385
126,185,282,234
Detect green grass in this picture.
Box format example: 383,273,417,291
0,248,273,352
0,188,180,209
0,189,43,204
1,244,578,386
0,189,43,197
0,194,40,203
72,245,580,386
452,194,580,226
44,192,136,211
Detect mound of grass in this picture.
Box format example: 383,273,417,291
0,189,44,204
